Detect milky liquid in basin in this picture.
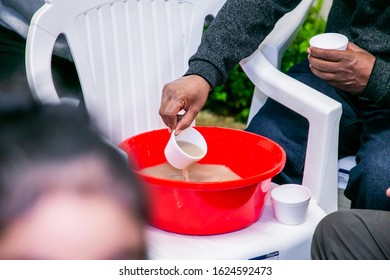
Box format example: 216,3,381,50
139,162,242,182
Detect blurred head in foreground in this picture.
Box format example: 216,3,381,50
0,100,147,259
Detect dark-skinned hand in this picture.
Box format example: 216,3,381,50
159,75,210,135
308,42,376,95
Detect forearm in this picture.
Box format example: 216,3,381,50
363,57,390,106
185,0,301,88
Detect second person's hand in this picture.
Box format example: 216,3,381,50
159,75,211,135
308,42,376,95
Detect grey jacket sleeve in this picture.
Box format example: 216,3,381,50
363,58,390,106
185,0,301,88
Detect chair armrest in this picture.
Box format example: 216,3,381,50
26,1,81,104
26,24,60,103
247,0,313,124
240,50,342,213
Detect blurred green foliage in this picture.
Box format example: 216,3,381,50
203,0,326,123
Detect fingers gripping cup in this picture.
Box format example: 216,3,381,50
164,127,207,170
309,33,348,50
271,184,311,225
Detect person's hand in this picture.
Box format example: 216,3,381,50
308,42,376,94
159,75,210,135
386,188,390,198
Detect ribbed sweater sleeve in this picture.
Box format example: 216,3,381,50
185,0,301,88
364,58,390,106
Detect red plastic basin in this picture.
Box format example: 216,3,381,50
119,126,286,235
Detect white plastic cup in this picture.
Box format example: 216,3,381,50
164,127,207,170
270,184,311,225
309,33,348,50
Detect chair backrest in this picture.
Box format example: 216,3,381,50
26,0,226,144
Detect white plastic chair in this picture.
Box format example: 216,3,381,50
26,0,225,144
26,0,340,260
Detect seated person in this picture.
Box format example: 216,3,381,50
0,100,148,259
311,188,390,260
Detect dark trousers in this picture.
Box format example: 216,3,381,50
246,59,390,211
0,25,82,104
311,209,390,259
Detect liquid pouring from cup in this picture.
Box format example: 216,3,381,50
164,127,208,181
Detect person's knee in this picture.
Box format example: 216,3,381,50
311,211,355,259
313,211,348,237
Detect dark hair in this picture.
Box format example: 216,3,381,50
0,101,148,233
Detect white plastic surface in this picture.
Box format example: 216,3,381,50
146,183,326,260
26,0,226,144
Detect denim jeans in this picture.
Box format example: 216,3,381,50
246,59,390,211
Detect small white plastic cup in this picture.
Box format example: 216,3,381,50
309,33,348,50
271,184,311,225
164,127,207,170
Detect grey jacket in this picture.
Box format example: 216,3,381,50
186,0,390,106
